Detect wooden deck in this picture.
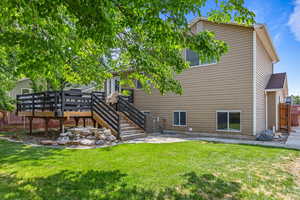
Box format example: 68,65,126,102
16,89,143,138
18,111,92,118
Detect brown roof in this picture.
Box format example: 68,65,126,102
265,73,286,90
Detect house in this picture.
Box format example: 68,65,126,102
12,18,289,140
116,18,288,138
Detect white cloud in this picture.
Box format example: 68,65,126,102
274,32,282,46
288,0,300,41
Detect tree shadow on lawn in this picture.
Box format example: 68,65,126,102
1,170,241,200
0,140,65,167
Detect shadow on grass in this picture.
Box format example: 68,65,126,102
0,140,64,166
0,170,241,200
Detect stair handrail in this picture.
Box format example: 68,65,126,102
118,96,146,130
91,93,120,138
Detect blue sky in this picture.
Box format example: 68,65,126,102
187,0,300,95
247,0,300,96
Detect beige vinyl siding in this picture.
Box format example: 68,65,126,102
255,35,273,133
134,21,254,136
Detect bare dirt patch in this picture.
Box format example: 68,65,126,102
290,157,300,186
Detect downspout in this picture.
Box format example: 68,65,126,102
265,91,268,129
253,30,257,135
275,92,279,131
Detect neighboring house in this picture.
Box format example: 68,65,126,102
9,79,97,99
8,78,33,99
123,18,288,138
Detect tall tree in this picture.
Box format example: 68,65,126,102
0,0,255,103
292,95,300,105
0,47,18,111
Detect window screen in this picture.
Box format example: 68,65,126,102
217,112,228,130
186,49,199,66
229,112,240,131
185,49,217,67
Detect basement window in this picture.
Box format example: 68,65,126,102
216,111,241,132
173,111,187,126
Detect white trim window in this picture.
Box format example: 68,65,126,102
21,88,32,95
185,49,217,67
173,111,187,126
216,111,241,132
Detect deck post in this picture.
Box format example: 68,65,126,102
75,117,79,126
28,117,33,135
59,118,65,133
92,119,96,128
61,90,65,117
83,118,86,127
44,118,50,135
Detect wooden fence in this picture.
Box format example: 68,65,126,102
279,103,291,133
291,105,300,127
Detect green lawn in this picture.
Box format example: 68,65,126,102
0,139,300,200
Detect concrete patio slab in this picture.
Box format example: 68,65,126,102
126,133,300,150
286,127,300,148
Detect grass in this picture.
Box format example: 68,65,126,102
0,139,300,200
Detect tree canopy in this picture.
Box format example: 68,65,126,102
0,0,255,110
292,95,300,105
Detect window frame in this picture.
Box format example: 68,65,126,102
173,111,187,127
184,49,218,67
135,80,143,89
216,110,241,132
21,88,33,95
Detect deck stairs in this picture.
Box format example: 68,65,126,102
91,94,147,141
119,115,146,141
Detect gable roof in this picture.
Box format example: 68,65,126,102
265,73,287,90
188,17,279,63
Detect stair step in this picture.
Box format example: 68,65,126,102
121,126,140,131
121,129,144,135
120,123,134,127
120,133,146,141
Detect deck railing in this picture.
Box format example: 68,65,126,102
16,90,106,116
16,89,141,134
